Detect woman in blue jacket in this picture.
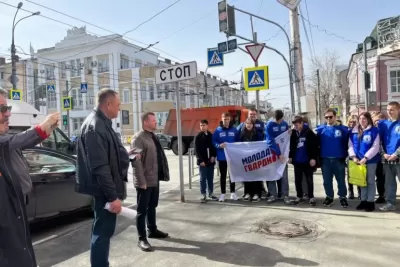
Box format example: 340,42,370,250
348,112,380,212
239,118,263,202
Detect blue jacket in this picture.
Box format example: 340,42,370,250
378,119,400,155
316,124,349,158
237,119,265,140
265,120,289,156
212,122,239,161
349,126,380,164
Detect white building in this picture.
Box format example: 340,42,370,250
34,26,244,137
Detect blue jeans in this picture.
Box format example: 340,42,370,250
361,163,377,202
199,165,215,195
267,165,289,197
383,164,400,205
91,197,117,267
321,158,347,198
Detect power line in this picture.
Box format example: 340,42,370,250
261,21,290,42
303,0,315,55
299,6,315,60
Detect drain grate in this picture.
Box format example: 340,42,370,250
253,218,315,238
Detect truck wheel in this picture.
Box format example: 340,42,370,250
171,140,188,155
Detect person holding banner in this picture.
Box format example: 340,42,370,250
378,101,400,212
212,112,239,202
289,116,318,206
239,118,263,202
265,110,292,205
348,112,380,212
316,108,349,208
195,119,217,203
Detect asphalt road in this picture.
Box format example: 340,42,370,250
32,149,195,267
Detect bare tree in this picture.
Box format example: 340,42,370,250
306,50,344,120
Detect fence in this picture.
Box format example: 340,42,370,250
188,148,219,190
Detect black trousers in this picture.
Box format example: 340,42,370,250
136,186,159,240
219,160,235,194
244,182,263,197
376,161,385,197
294,164,314,198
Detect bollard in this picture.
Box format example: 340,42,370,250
191,149,195,176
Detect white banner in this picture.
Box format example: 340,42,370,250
224,131,290,182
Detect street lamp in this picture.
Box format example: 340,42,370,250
11,2,40,91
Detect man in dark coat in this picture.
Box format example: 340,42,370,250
75,89,130,266
0,88,59,267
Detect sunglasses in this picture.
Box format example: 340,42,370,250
0,105,12,113
325,116,334,119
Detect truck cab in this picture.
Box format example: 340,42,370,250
7,100,76,155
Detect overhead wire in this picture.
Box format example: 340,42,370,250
303,0,315,55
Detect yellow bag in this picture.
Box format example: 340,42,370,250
348,160,367,187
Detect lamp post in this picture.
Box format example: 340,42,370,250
11,2,40,91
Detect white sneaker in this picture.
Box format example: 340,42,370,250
219,194,225,202
252,194,260,202
230,192,238,201
243,194,250,201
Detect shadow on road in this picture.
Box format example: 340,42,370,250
155,237,319,266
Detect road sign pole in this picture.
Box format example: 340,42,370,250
175,81,185,202
253,32,260,111
66,80,71,138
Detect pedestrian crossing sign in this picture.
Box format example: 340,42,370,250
10,89,22,101
62,96,73,110
244,66,269,91
207,48,224,67
330,106,341,116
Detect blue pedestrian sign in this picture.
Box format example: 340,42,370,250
207,48,224,67
62,96,72,110
80,82,88,93
10,89,22,101
47,84,55,93
244,66,269,91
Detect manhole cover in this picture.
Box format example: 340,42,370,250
253,218,314,238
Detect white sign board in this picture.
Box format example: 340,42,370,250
276,0,301,10
155,61,198,85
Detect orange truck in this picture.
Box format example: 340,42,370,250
163,105,268,155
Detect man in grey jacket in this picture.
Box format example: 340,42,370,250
0,88,59,266
131,112,170,252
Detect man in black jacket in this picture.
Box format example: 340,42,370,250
289,116,318,206
76,89,130,267
194,119,217,202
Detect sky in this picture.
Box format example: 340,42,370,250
0,0,399,109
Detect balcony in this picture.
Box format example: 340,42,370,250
377,16,400,56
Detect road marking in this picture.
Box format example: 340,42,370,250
32,234,58,246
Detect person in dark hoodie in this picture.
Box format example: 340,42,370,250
289,116,318,206
239,118,263,202
316,108,349,208
237,108,266,198
195,119,217,203
212,112,239,202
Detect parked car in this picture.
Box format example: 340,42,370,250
155,133,171,149
24,147,92,222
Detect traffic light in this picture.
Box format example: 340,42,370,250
63,115,68,126
364,72,371,89
218,0,236,36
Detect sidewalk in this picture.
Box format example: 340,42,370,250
54,167,400,267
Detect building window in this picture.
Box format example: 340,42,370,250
140,83,147,100
164,85,169,99
46,65,55,80
60,62,66,78
390,70,400,93
123,89,130,103
72,118,85,132
71,88,83,108
190,90,195,106
149,84,154,100
157,85,162,99
85,57,93,74
135,59,142,68
87,89,94,108
98,58,109,73
69,59,82,77
0,72,3,79
48,93,57,109
121,56,129,69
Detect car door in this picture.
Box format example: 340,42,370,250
157,134,168,148
23,148,90,219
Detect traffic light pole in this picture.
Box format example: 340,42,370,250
66,80,71,138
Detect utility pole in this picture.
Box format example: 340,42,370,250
66,80,71,138
316,69,321,125
289,7,305,113
253,32,260,110
363,41,369,110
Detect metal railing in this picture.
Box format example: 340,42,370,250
188,148,219,190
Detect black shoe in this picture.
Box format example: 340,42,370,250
138,239,153,252
309,198,317,206
356,201,367,210
340,197,349,208
323,197,333,207
365,202,375,212
148,229,169,239
277,193,282,200
348,192,355,200
375,196,386,204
